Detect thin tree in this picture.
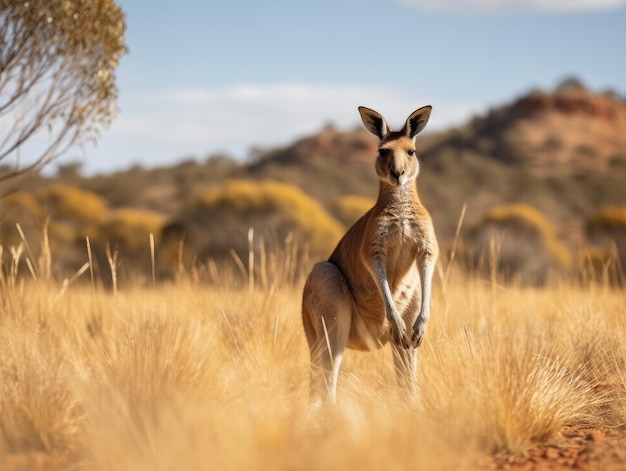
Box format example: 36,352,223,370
0,0,126,181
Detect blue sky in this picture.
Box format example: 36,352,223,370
56,0,626,174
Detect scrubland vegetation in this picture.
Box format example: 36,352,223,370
0,225,625,470
2,177,625,287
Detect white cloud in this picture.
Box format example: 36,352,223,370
62,83,482,174
397,0,626,14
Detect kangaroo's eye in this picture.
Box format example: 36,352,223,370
378,148,390,158
407,149,415,157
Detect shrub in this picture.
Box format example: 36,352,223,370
576,246,624,287
36,184,107,225
0,192,43,246
575,144,598,158
586,205,626,235
180,179,344,261
32,185,109,270
84,208,166,285
585,205,626,277
98,209,165,252
464,204,571,285
331,195,375,227
543,135,563,151
1,191,42,220
609,154,626,169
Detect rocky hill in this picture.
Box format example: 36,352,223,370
429,77,626,171
240,78,626,245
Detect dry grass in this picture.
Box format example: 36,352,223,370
0,241,625,470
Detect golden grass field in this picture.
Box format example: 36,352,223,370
0,240,625,470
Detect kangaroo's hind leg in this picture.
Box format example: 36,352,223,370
392,291,421,401
302,262,353,406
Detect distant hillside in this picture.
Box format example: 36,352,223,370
235,78,626,246
416,78,626,244
425,77,626,170
3,77,625,265
245,125,380,204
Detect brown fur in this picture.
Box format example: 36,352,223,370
302,106,439,405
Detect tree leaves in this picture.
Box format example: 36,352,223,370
0,0,126,181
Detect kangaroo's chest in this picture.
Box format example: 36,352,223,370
376,203,426,239
376,214,424,295
375,212,423,262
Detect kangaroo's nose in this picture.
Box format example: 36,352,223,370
390,168,404,182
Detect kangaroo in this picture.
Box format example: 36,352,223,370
302,105,438,405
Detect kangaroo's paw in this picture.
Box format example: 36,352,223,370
411,317,427,348
389,312,409,349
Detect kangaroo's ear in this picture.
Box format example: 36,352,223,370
358,106,390,140
404,105,432,140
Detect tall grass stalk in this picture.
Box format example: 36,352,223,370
105,243,118,295
248,227,255,292
53,262,90,304
85,236,96,291
150,232,156,288
15,223,37,281
445,202,467,284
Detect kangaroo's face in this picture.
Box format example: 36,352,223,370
376,134,419,186
358,105,432,187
